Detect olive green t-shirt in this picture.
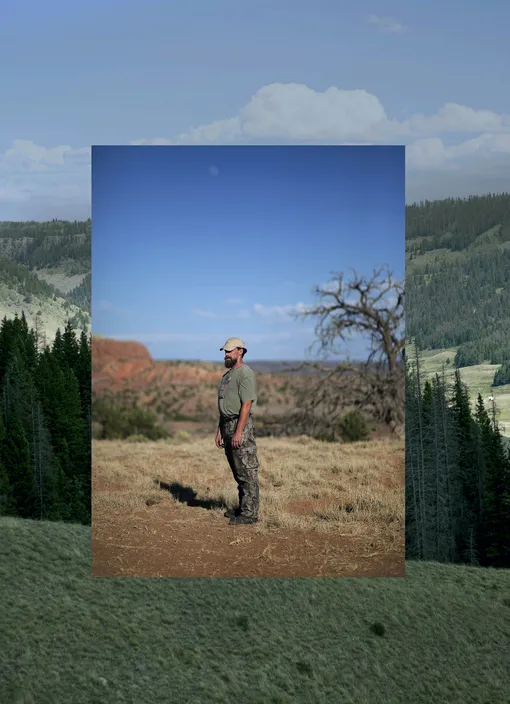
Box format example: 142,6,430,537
218,364,257,417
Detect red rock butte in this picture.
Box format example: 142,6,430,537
92,337,222,394
92,338,154,391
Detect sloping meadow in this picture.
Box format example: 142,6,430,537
2,517,509,703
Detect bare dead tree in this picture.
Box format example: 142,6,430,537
286,266,405,436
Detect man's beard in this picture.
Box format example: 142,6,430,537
224,358,235,368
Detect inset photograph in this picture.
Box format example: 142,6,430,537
91,145,405,577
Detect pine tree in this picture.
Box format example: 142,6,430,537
0,460,15,516
62,319,80,371
480,423,510,567
450,370,480,561
3,417,37,518
0,414,15,516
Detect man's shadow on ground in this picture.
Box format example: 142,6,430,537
159,481,226,510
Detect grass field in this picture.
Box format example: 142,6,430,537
411,346,510,436
3,517,510,703
92,436,404,577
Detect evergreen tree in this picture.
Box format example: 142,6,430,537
493,362,510,387
2,417,38,518
0,311,91,525
62,319,80,371
480,423,510,567
407,346,510,569
450,370,480,561
0,414,15,516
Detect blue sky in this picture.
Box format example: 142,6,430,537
92,145,404,360
1,1,509,222
0,1,508,356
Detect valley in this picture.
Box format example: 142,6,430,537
0,220,91,341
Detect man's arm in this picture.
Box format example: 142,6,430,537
236,400,252,435
215,420,223,448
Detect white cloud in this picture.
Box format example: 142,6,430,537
0,139,91,218
3,83,510,216
407,133,510,170
407,103,510,135
193,308,250,319
130,84,510,162
253,302,314,318
368,14,406,34
1,140,89,172
170,84,396,144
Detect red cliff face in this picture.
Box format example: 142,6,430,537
91,337,296,425
91,337,222,393
92,338,154,390
92,338,153,368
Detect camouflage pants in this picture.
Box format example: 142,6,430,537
220,415,259,520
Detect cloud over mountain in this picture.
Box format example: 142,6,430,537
2,83,509,217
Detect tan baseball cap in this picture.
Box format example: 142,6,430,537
220,337,246,352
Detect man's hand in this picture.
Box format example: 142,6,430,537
215,428,223,449
231,430,243,449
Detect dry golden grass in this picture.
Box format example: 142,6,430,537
93,435,404,546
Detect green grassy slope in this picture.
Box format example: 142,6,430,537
410,345,510,436
2,518,509,704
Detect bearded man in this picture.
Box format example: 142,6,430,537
215,337,260,525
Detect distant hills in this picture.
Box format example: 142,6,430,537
0,219,91,341
92,337,304,432
157,359,359,375
92,338,394,440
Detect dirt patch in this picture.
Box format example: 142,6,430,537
92,498,404,578
92,438,405,578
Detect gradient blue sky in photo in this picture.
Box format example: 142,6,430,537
92,145,404,360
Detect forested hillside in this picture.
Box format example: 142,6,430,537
406,194,510,365
0,219,91,272
0,314,90,524
0,219,91,341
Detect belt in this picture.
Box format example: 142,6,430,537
220,414,240,421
